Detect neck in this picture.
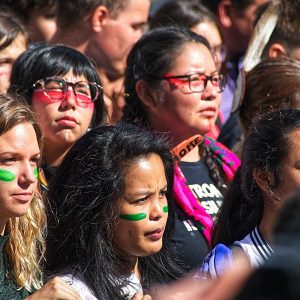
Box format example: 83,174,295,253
51,26,90,54
43,142,73,167
259,200,282,244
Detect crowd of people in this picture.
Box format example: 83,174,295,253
1,0,300,299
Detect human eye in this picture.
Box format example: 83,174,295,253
44,79,64,91
133,196,148,205
159,189,168,198
0,156,17,165
30,156,41,166
75,82,91,96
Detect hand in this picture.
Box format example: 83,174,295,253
132,292,152,300
25,277,81,300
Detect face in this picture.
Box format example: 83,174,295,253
192,21,224,70
32,71,94,152
0,123,40,222
114,154,169,259
97,0,151,79
27,5,57,42
0,33,27,93
276,129,300,200
227,0,270,55
152,43,221,139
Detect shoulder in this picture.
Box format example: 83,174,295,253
59,272,98,300
234,227,274,267
196,243,234,279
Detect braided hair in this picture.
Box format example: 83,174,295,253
123,26,226,191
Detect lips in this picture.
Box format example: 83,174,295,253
199,107,217,117
56,116,78,128
145,227,165,241
12,192,32,203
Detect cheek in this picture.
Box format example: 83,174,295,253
32,90,58,105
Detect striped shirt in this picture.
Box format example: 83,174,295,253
197,226,273,279
234,226,274,267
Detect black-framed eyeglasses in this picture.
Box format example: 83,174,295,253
33,77,103,105
161,72,226,93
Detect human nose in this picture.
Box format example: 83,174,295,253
149,199,164,221
60,87,77,109
201,77,218,101
18,163,37,185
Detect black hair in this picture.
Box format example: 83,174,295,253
123,26,210,127
212,109,300,247
8,43,105,126
0,0,56,25
202,0,256,13
46,122,183,299
122,26,226,192
262,0,300,57
0,14,28,51
150,0,218,30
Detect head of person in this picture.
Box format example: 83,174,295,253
0,0,57,42
203,0,270,57
8,44,105,165
55,0,151,79
0,15,28,93
46,123,179,298
123,26,225,142
0,93,45,291
212,109,300,247
261,0,300,61
150,0,225,70
240,57,300,132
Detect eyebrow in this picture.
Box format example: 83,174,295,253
124,184,168,199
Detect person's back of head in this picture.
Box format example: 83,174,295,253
240,57,300,132
150,0,217,30
261,0,300,60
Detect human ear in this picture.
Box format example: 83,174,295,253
218,0,233,28
268,43,288,58
135,80,159,109
91,5,109,32
253,168,277,198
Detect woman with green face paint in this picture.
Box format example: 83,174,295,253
46,123,184,300
0,94,80,299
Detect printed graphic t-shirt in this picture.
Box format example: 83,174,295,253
179,160,223,219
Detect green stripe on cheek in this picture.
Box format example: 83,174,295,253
0,169,16,182
119,213,147,221
163,205,169,213
34,168,38,179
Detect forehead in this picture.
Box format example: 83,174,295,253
170,43,216,73
52,70,88,82
0,123,39,152
123,154,167,186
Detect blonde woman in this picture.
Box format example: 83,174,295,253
0,94,80,299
